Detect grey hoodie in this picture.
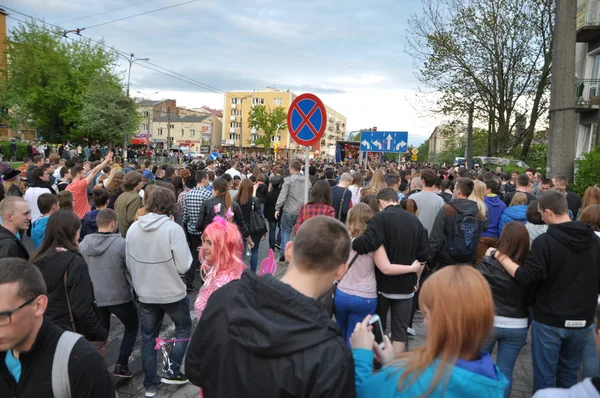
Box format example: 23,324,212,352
79,233,133,307
533,378,600,398
125,213,192,304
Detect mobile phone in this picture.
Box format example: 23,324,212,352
369,314,385,349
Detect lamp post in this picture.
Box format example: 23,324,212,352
121,53,149,157
237,93,253,158
274,122,286,159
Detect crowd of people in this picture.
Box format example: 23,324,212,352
0,148,599,398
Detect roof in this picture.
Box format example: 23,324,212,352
199,106,223,117
137,99,170,107
153,114,211,123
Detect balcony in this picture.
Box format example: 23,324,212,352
576,79,600,112
577,0,600,42
229,127,236,133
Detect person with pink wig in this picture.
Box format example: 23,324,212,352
194,215,246,320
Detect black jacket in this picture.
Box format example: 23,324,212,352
514,221,600,328
264,187,281,222
429,199,485,267
479,256,530,319
0,225,29,260
196,196,249,238
34,251,108,341
255,183,268,204
238,197,265,237
331,186,352,223
0,317,115,397
186,271,356,398
353,205,429,295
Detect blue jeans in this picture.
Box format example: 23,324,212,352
244,234,262,272
280,211,297,257
334,288,377,346
139,296,192,390
482,326,528,398
531,320,592,392
582,327,600,378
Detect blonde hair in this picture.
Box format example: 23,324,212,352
469,180,488,218
395,266,494,395
346,203,373,238
510,192,528,206
370,170,387,192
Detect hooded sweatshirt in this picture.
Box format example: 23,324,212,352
185,271,356,398
525,223,548,246
353,349,508,398
499,204,528,235
533,378,600,398
483,194,506,238
125,213,191,304
514,221,600,328
31,215,49,248
79,233,132,307
80,209,100,241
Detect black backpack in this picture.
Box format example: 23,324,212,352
445,203,481,262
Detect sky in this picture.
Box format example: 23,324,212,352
3,0,448,146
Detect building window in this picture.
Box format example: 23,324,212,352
231,98,242,104
190,129,195,137
181,129,185,137
271,135,281,142
143,111,149,117
229,133,240,141
169,124,174,129
157,128,163,136
273,98,283,105
229,122,240,128
252,98,265,105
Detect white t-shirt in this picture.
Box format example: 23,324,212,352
24,187,52,222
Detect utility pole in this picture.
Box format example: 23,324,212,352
465,102,474,170
123,53,149,156
167,106,171,153
547,0,577,180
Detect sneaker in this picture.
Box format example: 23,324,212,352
274,243,281,251
160,373,189,385
278,255,285,262
407,327,416,336
145,388,157,397
113,364,133,378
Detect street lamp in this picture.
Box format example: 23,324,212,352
120,53,149,155
237,93,253,157
274,122,286,157
136,90,159,99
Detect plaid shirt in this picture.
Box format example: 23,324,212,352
294,203,336,235
183,186,213,235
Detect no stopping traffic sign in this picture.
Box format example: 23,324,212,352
287,93,326,147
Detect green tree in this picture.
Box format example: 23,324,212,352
247,105,287,150
77,73,140,145
407,0,553,158
0,20,118,142
417,139,430,162
574,145,600,195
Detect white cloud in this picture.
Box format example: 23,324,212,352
227,14,303,38
327,74,388,86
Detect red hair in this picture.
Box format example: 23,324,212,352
200,218,246,284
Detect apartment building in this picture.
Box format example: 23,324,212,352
223,87,346,158
575,0,600,156
428,123,466,163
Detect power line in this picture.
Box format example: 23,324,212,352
77,0,203,31
61,0,158,24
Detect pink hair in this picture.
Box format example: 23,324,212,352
200,218,245,284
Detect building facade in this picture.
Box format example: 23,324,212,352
428,123,466,163
222,87,346,158
576,0,600,156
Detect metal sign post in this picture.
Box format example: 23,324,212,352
287,93,327,204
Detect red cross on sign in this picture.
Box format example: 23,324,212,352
287,93,327,147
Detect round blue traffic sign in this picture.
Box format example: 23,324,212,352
287,93,326,147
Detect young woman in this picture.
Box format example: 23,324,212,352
349,173,364,206
578,186,600,219
171,175,186,226
351,266,508,398
400,198,418,215
294,180,336,235
524,200,547,247
106,170,125,210
334,203,421,346
478,221,531,398
81,187,110,240
235,179,266,273
197,178,252,250
370,170,387,192
361,193,380,215
499,192,528,235
32,210,108,344
254,174,268,215
57,190,74,212
264,177,282,251
195,217,246,319
470,180,489,222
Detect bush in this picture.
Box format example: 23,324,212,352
574,144,600,195
0,142,30,161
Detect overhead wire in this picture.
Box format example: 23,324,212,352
3,7,247,101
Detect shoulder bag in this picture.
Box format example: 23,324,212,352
63,258,107,358
249,197,268,236
337,188,349,221
317,252,360,317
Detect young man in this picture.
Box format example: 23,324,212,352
57,166,71,192
80,209,139,379
26,155,43,181
23,167,53,223
331,172,353,223
185,216,356,397
0,197,31,260
476,178,507,264
409,169,445,236
429,177,485,268
275,161,311,262
114,171,143,238
540,178,554,193
126,187,192,397
67,151,113,219
491,191,600,393
0,258,115,397
552,174,581,220
31,193,59,248
182,170,213,291
352,188,428,356
503,174,537,206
